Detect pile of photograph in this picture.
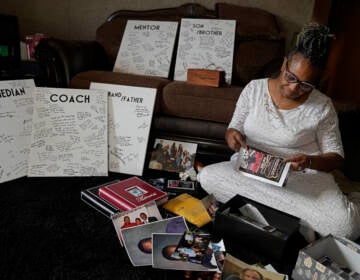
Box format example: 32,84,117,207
110,199,287,280
111,200,224,277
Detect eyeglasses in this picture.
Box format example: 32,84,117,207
284,61,315,93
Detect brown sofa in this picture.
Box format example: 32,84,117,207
34,3,285,160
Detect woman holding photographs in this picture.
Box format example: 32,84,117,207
198,22,360,240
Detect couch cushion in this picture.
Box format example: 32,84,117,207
70,71,170,113
161,81,242,123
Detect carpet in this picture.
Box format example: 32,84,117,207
0,175,178,280
0,171,306,280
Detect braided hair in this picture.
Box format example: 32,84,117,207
289,22,334,70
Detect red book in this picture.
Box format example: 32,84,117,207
98,176,168,211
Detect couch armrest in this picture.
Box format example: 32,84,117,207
35,38,110,88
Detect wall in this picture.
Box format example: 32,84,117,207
1,0,314,51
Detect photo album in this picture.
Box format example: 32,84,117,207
97,176,168,211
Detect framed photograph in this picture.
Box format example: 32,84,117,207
148,138,198,173
167,180,195,191
126,185,148,197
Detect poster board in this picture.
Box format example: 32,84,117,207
0,79,35,183
113,20,178,78
90,82,156,176
174,18,236,84
28,87,108,177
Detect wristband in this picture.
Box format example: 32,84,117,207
308,158,312,169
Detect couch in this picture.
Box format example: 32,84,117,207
34,3,360,185
35,2,285,161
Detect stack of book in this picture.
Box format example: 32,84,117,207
80,176,168,218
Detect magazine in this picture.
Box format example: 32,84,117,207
236,146,290,187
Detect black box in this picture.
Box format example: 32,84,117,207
213,194,301,262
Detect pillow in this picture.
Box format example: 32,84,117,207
96,18,128,65
216,3,281,39
232,39,284,85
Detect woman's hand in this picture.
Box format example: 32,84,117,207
225,128,247,151
283,154,310,171
283,152,344,172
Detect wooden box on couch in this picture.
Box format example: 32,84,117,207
213,194,300,262
187,68,225,87
292,235,360,280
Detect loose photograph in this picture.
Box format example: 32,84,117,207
121,216,188,266
222,254,285,280
112,201,162,246
152,233,218,271
148,138,197,173
167,180,195,191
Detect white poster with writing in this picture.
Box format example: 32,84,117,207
0,79,35,183
90,82,156,176
113,20,178,78
28,87,108,177
174,18,236,84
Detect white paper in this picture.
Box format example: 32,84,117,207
0,79,35,183
265,264,289,280
239,203,270,226
28,87,108,177
90,82,156,176
113,20,178,78
174,18,236,84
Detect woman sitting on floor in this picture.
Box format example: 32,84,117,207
198,22,360,240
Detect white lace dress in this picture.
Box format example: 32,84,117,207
198,78,360,240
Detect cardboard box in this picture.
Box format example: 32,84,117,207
213,194,301,262
186,68,225,87
292,235,360,280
